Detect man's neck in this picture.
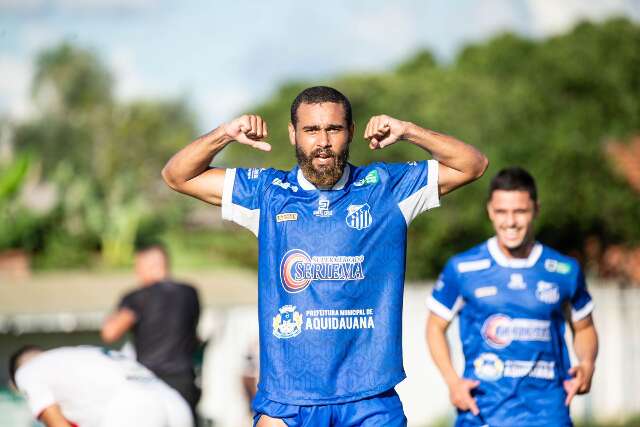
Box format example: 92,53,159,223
497,238,535,260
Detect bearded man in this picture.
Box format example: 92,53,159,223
162,86,488,426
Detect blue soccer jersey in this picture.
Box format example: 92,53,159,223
427,237,594,427
222,160,440,405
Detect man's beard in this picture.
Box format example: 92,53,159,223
295,144,349,187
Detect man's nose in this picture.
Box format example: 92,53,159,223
317,130,330,147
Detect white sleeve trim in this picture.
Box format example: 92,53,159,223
221,168,236,221
220,168,260,237
571,300,594,322
398,160,440,225
426,294,462,322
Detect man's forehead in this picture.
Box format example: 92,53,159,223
489,189,535,205
296,102,347,125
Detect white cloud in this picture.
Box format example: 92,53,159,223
0,55,35,120
0,0,160,13
526,0,637,36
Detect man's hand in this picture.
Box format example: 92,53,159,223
364,115,409,149
448,378,481,415
563,362,595,406
223,114,271,151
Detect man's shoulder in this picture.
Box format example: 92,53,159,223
538,244,581,276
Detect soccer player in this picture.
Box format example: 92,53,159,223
162,86,488,426
101,244,201,420
9,345,193,427
426,167,599,427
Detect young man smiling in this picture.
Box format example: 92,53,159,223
426,167,599,427
162,86,488,426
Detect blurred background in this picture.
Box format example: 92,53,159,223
1,1,640,426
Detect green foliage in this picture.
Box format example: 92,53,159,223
220,17,640,279
12,43,198,267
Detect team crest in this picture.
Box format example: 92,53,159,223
272,305,303,339
474,353,504,381
536,281,560,304
346,204,372,230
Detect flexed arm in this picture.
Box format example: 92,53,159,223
161,115,270,205
364,115,488,196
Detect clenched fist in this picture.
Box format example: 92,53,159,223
223,114,271,152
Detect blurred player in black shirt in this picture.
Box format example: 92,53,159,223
102,244,201,422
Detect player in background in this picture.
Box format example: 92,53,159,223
426,167,599,427
101,244,201,423
162,86,488,426
9,345,193,427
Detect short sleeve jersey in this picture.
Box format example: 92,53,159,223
427,237,594,427
222,161,439,404
15,346,158,426
119,281,200,375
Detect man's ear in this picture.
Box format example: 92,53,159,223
533,201,541,218
288,123,296,146
349,122,355,143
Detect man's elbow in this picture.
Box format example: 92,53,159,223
475,154,489,179
161,165,181,191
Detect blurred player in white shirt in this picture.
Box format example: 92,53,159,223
9,345,193,427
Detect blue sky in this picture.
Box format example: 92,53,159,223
1,0,639,131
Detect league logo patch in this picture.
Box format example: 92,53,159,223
280,249,365,293
353,170,379,187
273,305,303,339
346,204,372,230
544,259,571,274
474,353,504,381
536,281,560,304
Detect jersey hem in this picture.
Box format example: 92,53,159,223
258,373,406,406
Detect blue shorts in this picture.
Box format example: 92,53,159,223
252,389,407,427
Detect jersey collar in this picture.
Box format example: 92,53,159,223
296,164,351,191
487,236,543,268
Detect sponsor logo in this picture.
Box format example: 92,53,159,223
276,213,298,223
313,197,332,217
474,353,556,381
474,286,497,298
544,259,571,274
280,249,365,293
457,259,491,273
507,273,527,290
481,314,551,348
504,360,555,380
536,281,560,304
474,353,504,381
273,305,303,339
304,308,375,331
353,170,380,187
346,204,373,230
406,161,417,166
247,168,265,179
272,178,298,192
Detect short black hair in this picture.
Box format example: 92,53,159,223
290,86,352,128
135,242,167,257
489,167,538,202
9,345,42,387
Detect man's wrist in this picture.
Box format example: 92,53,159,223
208,125,235,147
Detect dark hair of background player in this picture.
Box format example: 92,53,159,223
489,167,538,202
